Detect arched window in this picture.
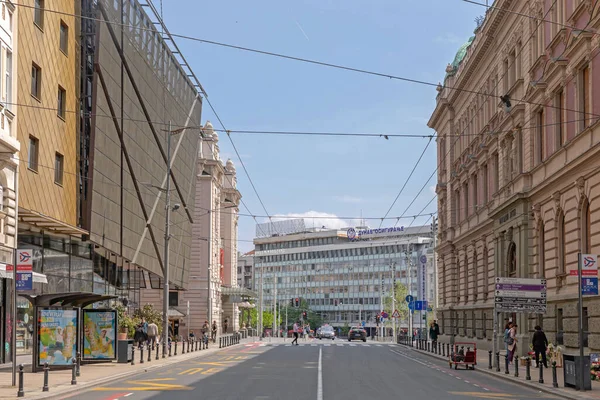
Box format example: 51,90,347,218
538,222,545,278
557,210,566,274
581,198,591,254
508,242,517,276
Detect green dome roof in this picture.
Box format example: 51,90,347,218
444,36,475,81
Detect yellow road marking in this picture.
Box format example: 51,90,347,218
179,368,205,375
448,393,538,398
201,367,222,375
194,361,234,366
92,379,191,391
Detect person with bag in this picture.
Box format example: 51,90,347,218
507,324,518,363
532,325,548,368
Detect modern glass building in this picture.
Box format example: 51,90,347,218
254,222,434,334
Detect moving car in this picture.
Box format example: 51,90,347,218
318,325,335,340
348,327,367,342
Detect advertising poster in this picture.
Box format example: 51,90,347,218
83,310,116,360
38,309,78,366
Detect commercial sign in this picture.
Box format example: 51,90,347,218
38,309,78,366
571,254,598,296
346,226,404,240
7,249,34,291
418,254,427,302
83,310,117,360
494,277,547,314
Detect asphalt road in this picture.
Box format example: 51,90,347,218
58,341,560,400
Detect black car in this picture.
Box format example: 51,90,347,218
348,327,367,342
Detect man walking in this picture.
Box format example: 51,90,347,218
211,320,218,343
429,320,440,350
292,321,299,346
532,325,548,368
147,322,158,349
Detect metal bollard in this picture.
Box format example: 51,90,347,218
17,364,25,397
538,362,544,384
552,361,558,388
438,342,441,355
156,342,160,360
174,340,178,356
427,342,430,352
71,358,77,385
514,355,519,377
220,337,222,348
488,350,492,369
168,341,172,357
495,352,500,372
76,352,81,377
526,357,531,381
148,344,152,362
442,343,445,357
131,346,135,365
447,343,450,355
42,362,49,392
140,345,144,364
505,354,510,374
196,340,199,351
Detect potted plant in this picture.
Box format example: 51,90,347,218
114,304,137,340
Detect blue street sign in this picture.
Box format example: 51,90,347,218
405,295,414,303
361,321,366,327
409,300,428,311
582,277,599,296
408,301,415,311
16,272,32,291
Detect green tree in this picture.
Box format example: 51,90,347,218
133,304,163,334
383,282,409,322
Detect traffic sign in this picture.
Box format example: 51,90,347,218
574,254,599,296
391,309,400,318
409,300,427,311
16,272,32,291
494,277,546,314
405,295,414,303
381,311,389,319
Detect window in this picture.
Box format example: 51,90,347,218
34,0,44,28
482,163,488,203
57,86,66,119
581,199,591,254
536,109,545,163
5,51,11,107
555,90,564,147
538,223,545,278
464,181,469,218
168,291,178,307
508,242,517,276
557,211,566,274
579,66,590,132
493,153,499,193
60,21,68,54
557,307,564,345
483,246,489,300
31,63,41,99
54,153,64,185
508,50,516,88
472,173,478,210
28,136,39,171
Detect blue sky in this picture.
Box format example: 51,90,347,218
163,0,484,252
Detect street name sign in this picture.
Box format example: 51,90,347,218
494,277,546,314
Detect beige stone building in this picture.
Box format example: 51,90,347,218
430,0,600,354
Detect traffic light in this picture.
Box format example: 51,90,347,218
302,311,307,319
295,298,299,307
290,298,294,307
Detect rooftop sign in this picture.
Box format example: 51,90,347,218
347,227,404,240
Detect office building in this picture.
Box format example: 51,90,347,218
238,251,255,291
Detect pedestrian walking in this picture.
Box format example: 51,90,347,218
507,324,518,363
532,325,548,368
211,321,217,343
223,318,229,334
147,322,158,349
429,320,440,349
292,321,299,346
133,323,147,349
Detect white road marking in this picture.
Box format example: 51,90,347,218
350,344,357,347
124,394,133,398
324,344,331,347
317,347,323,400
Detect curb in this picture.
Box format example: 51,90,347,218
3,340,253,400
395,344,580,400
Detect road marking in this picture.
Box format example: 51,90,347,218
92,379,191,392
124,394,133,398
349,344,357,347
317,347,323,400
324,344,331,347
201,368,222,375
193,361,231,367
180,368,204,375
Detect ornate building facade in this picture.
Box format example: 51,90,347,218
430,0,600,354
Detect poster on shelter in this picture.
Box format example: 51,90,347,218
83,310,116,360
38,309,78,366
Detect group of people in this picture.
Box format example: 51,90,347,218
504,322,548,368
290,321,311,345
132,318,228,349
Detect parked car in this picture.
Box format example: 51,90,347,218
318,325,335,340
348,327,367,342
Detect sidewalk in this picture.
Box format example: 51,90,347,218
400,340,600,400
0,337,253,400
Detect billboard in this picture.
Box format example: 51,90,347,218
38,309,78,366
83,310,117,360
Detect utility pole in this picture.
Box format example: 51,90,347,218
392,262,397,341
162,121,172,359
273,286,277,338
258,261,263,340
431,217,438,317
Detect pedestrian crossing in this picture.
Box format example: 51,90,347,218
256,342,390,348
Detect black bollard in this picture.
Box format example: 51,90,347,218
526,357,531,380
183,340,186,354
495,352,500,372
168,341,172,357
156,342,160,360
505,354,510,374
131,346,135,365
148,344,152,362
427,342,430,352
438,342,441,355
174,340,178,356
514,354,519,377
552,361,558,388
140,345,144,364
196,340,199,351
17,364,24,397
71,358,77,385
42,362,49,392
538,362,544,384
76,352,81,377
447,343,450,355
442,343,445,357
220,337,222,348
488,350,492,369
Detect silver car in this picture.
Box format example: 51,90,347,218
318,326,335,340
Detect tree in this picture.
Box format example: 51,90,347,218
383,282,409,323
133,304,163,334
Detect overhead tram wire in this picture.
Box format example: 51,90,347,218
394,0,558,225
3,1,600,120
378,136,433,229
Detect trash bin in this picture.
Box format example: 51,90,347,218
563,354,591,390
117,339,134,363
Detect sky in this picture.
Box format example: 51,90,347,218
161,0,484,252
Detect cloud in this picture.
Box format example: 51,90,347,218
333,195,364,204
269,211,362,231
434,32,462,44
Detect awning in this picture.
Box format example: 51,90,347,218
0,263,47,283
20,293,118,308
168,308,185,318
220,286,258,299
19,208,89,236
